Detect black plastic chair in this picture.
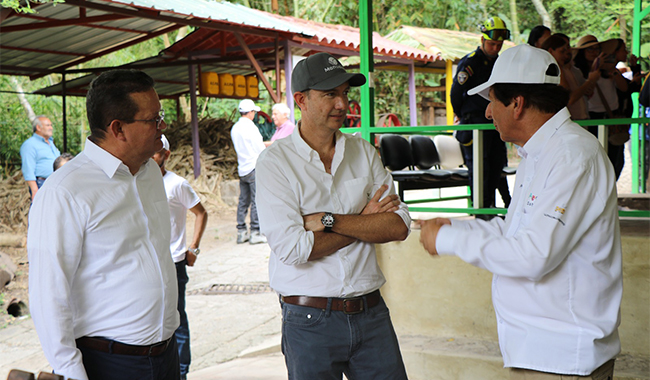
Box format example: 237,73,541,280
379,134,461,199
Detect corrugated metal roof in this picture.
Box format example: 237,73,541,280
385,25,516,62
270,15,440,63
110,0,307,34
0,0,312,78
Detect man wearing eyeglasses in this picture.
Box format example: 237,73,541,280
451,16,512,215
28,69,181,380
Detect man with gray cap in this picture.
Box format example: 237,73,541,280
256,52,410,379
420,45,622,379
231,99,266,244
153,135,208,380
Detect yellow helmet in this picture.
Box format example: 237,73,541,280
481,17,510,41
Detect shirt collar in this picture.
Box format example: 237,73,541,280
519,107,571,160
291,121,345,164
83,138,133,178
33,133,54,144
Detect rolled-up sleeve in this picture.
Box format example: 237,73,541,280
256,150,314,265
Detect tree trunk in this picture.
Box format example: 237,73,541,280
10,77,35,124
619,16,626,40
509,0,520,44
531,0,553,29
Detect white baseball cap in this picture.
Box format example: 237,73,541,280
160,134,170,151
468,44,561,100
238,99,261,113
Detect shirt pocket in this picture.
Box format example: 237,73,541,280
343,176,373,214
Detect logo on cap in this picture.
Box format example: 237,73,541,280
324,57,342,73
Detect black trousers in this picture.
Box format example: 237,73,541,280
459,129,508,208
79,337,180,380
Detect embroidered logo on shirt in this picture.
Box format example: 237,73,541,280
526,193,537,207
543,204,567,226
457,71,469,85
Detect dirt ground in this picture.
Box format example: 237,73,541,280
0,202,237,331
0,245,29,329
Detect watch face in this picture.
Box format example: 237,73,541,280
321,213,335,227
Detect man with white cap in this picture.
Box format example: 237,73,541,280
420,45,622,379
152,135,208,380
256,52,410,379
231,99,266,244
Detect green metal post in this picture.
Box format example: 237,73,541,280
633,0,649,193
359,0,374,142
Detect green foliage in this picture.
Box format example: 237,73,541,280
1,0,64,13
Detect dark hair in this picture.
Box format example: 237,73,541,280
53,152,75,171
554,33,570,44
527,25,551,47
86,69,155,141
573,49,590,79
491,83,569,114
541,34,568,52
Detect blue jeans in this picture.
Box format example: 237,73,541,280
281,296,408,380
78,336,180,380
237,169,259,231
175,260,190,376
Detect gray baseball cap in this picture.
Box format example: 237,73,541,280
291,52,366,93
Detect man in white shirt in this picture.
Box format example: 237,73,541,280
153,135,208,380
420,45,622,379
256,52,411,380
28,69,180,380
231,99,266,244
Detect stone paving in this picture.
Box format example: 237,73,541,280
0,208,286,379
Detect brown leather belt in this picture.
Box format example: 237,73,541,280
75,336,173,357
281,290,381,315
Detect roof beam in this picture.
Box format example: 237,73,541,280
63,0,285,38
29,23,182,79
234,31,279,103
2,14,135,32
1,44,84,56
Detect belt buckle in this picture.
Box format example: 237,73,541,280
342,297,363,315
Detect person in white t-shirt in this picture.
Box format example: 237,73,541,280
231,99,267,244
420,45,622,380
153,135,208,380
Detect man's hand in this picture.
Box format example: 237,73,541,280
186,251,197,267
303,213,326,232
418,218,451,256
361,184,400,215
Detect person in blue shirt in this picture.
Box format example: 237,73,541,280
20,115,60,201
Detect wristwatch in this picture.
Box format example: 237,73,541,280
188,247,200,256
321,212,335,232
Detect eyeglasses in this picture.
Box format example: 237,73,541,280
483,29,510,41
121,110,166,130
585,46,601,53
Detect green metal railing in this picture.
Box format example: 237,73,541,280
343,117,650,218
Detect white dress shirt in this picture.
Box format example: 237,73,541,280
436,108,622,375
28,138,179,380
231,116,265,177
163,170,200,263
256,127,411,298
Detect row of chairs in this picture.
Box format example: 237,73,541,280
378,134,470,200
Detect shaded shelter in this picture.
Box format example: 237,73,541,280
385,25,516,125
7,2,438,177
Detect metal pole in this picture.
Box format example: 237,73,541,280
446,60,454,126
188,62,201,178
62,73,68,152
359,0,375,141
408,63,417,126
